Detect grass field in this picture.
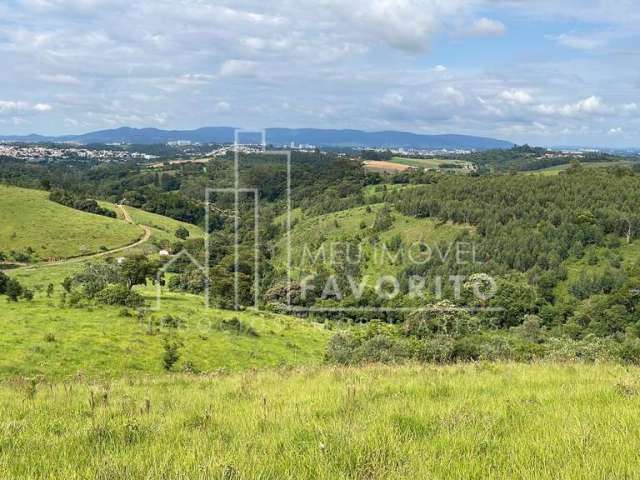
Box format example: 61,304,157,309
1,262,329,379
0,185,142,261
1,363,639,478
122,206,204,243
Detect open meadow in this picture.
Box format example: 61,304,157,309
1,363,639,479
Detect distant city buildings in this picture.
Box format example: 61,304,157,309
0,144,158,162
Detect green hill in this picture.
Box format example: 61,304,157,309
0,185,142,262
275,204,473,278
2,262,330,379
124,205,204,243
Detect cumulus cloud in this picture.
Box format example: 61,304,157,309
535,96,611,117
322,0,469,52
0,101,53,114
0,0,639,146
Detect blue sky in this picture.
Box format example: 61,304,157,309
0,0,639,147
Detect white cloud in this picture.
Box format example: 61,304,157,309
0,101,53,114
535,96,610,117
467,17,506,37
551,33,603,50
33,103,53,112
323,0,469,52
382,92,404,108
500,89,533,105
608,127,623,135
443,86,465,106
1,0,640,147
176,74,217,86
214,101,232,113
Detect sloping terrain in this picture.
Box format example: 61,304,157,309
275,204,473,279
0,185,142,262
3,263,330,378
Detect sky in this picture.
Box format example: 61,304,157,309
0,0,639,147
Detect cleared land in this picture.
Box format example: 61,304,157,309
1,363,639,478
390,156,470,170
362,160,412,173
0,185,142,262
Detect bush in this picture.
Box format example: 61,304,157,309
5,279,23,302
162,337,182,371
354,335,409,364
95,284,145,308
324,332,359,364
451,337,483,361
404,302,479,338
175,226,190,240
160,315,184,329
219,317,259,337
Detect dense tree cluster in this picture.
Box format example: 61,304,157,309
395,168,640,335
49,190,116,218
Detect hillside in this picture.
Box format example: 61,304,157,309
113,204,204,243
3,263,330,378
275,203,473,279
0,185,142,263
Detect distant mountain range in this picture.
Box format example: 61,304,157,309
0,127,514,150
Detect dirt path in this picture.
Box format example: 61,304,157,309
14,205,151,271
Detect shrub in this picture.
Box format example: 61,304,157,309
5,279,23,302
451,336,483,361
619,338,640,364
162,337,182,371
160,315,184,329
404,302,479,338
354,335,410,363
182,361,201,374
175,226,190,240
219,317,259,337
95,284,145,308
324,332,359,364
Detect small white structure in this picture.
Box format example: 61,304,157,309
158,250,170,257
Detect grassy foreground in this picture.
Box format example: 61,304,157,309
1,363,639,479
